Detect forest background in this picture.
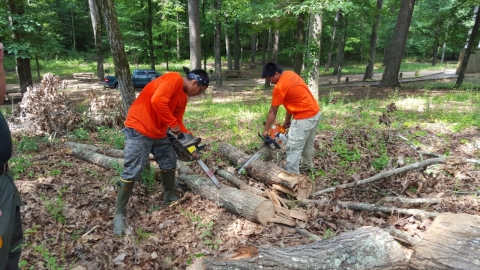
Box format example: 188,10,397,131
1,0,480,269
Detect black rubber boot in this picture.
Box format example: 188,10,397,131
113,179,134,235
160,170,179,204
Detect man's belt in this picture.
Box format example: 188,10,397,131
0,163,8,175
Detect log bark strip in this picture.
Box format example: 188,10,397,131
179,174,275,225
409,212,480,269
65,143,123,169
193,226,407,269
337,201,439,219
218,142,250,167
217,169,264,197
312,158,446,196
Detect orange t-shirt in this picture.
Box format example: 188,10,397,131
124,72,190,139
271,71,320,119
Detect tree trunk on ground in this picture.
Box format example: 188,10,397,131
363,0,383,81
379,0,416,88
409,212,480,269
214,0,222,86
88,0,104,81
293,12,305,75
179,174,275,225
189,226,407,270
96,0,135,112
307,12,323,101
455,6,480,89
218,143,313,200
188,0,201,70
65,142,124,169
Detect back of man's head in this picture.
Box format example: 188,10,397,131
262,63,283,78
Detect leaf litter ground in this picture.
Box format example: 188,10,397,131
6,75,480,269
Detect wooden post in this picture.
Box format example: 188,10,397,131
399,72,403,79
346,77,349,82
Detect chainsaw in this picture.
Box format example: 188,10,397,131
167,131,221,189
238,122,287,175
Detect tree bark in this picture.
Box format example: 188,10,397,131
272,27,279,63
363,0,383,81
214,0,222,86
324,9,340,72
455,6,480,89
337,201,439,219
218,143,313,200
179,174,275,225
65,142,124,169
250,33,257,69
191,226,407,270
7,0,33,94
307,12,323,101
96,0,135,112
147,0,155,70
409,212,480,269
188,0,201,70
333,11,346,76
234,22,240,70
225,33,232,70
293,12,305,75
88,0,104,81
379,0,416,88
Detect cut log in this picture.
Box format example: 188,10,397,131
190,226,407,270
65,141,154,159
217,142,250,167
409,212,480,269
179,174,275,225
65,143,124,169
216,169,264,197
219,143,313,200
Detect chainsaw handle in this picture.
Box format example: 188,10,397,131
258,133,281,149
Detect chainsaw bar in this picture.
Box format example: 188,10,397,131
238,145,267,175
167,131,221,189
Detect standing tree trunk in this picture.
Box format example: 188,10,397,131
225,33,233,70
431,26,439,66
214,0,222,86
307,12,323,101
7,0,32,94
324,9,340,72
333,12,346,76
96,0,135,112
188,0,201,70
234,22,240,70
88,0,104,81
176,12,181,60
250,33,257,69
455,6,480,89
147,0,155,70
293,12,305,75
272,28,279,63
261,29,267,65
379,0,416,88
363,0,383,81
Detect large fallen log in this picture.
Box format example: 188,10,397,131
409,212,480,269
337,201,439,219
218,143,313,200
188,226,407,270
179,174,275,225
65,142,124,169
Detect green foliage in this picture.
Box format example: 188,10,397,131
43,186,67,225
141,165,156,192
71,128,90,142
9,156,33,179
16,136,40,153
97,126,125,149
31,244,64,270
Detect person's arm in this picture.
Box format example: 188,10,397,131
283,112,292,128
262,105,279,137
0,43,6,103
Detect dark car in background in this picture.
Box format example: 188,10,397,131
104,69,161,89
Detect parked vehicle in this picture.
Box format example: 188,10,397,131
103,69,161,89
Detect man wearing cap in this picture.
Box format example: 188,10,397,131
0,42,23,269
261,63,321,174
113,68,209,235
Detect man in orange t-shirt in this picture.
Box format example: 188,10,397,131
113,68,209,235
262,63,321,174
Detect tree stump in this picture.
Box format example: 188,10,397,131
409,212,480,269
188,226,407,270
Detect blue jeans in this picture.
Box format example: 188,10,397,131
121,128,177,181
